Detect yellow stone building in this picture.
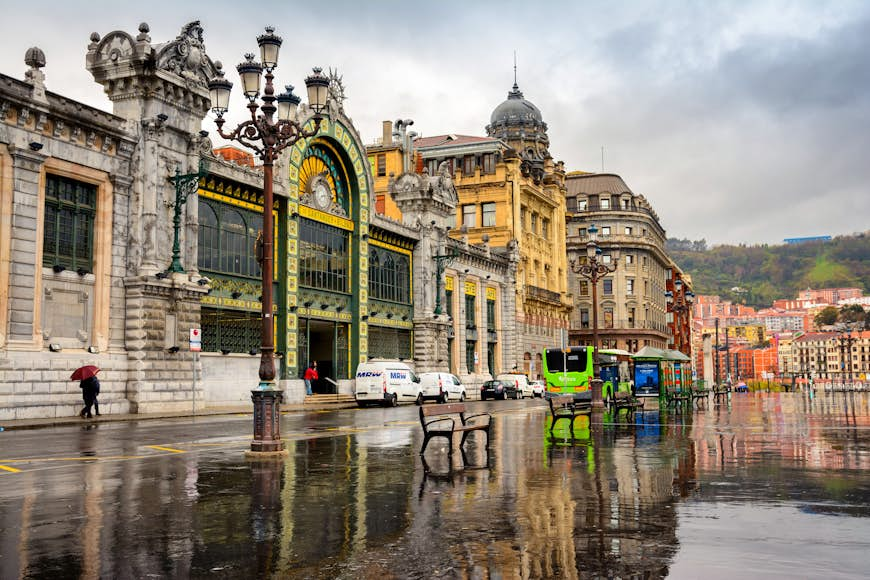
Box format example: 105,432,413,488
368,82,571,378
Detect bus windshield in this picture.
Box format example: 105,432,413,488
545,348,589,373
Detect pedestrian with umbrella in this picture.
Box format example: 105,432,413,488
72,365,101,418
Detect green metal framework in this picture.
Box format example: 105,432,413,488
298,219,350,293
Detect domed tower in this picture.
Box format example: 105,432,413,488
485,82,550,183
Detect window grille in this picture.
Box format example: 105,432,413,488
368,326,412,360
201,307,260,353
43,174,96,270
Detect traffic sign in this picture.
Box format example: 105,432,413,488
189,328,202,352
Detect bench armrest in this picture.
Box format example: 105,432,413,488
462,412,491,425
423,417,456,430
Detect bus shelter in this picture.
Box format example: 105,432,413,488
630,347,692,398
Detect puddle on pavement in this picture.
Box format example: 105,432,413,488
2,391,868,579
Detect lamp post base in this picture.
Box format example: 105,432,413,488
250,388,285,455
589,378,605,409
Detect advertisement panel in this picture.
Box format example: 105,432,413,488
634,361,660,397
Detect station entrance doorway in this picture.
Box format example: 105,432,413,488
297,318,349,393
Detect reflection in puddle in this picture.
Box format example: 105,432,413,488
2,391,868,578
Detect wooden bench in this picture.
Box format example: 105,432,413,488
610,391,645,415
548,395,591,433
712,383,731,402
691,385,711,406
664,388,691,407
419,403,491,456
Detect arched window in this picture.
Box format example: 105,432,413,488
198,202,219,271
197,198,262,279
368,246,410,304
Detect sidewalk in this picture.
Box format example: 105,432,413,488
0,397,358,431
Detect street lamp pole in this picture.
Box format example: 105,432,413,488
433,249,459,315
570,224,617,408
166,158,208,274
208,27,329,456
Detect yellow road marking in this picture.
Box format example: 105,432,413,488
146,445,186,454
0,455,144,464
0,464,22,473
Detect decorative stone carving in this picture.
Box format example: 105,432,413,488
95,31,135,65
155,21,214,86
327,68,346,113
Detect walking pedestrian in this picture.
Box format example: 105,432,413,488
79,374,101,419
303,361,318,396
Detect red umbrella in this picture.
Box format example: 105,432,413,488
71,365,100,381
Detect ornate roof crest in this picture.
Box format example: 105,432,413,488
156,20,215,85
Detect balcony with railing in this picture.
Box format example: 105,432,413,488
526,284,562,305
572,318,671,334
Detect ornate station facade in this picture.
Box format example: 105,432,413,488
0,20,521,419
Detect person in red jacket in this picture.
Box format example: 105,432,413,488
303,361,318,396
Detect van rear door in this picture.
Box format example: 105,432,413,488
355,367,384,396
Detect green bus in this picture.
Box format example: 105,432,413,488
542,346,622,401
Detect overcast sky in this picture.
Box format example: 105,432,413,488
2,0,868,246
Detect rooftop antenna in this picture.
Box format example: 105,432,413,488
601,146,605,172
513,51,518,86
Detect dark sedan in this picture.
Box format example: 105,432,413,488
481,379,517,401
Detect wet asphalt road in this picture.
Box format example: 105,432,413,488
1,391,869,579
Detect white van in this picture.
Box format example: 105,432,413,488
354,361,422,407
419,372,467,403
496,373,533,399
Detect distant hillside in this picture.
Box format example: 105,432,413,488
667,233,870,308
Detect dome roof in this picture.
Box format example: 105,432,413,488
489,83,543,126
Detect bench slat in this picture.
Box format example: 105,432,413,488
421,403,467,416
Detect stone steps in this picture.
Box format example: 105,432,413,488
303,393,356,406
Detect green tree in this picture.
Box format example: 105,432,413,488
814,306,839,327
839,304,866,324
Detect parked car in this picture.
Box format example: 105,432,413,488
531,380,546,398
419,372,467,403
354,361,422,407
496,374,533,399
481,379,516,401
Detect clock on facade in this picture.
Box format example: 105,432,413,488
311,178,332,211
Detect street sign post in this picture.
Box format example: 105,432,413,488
189,328,201,415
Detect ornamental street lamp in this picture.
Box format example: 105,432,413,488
433,248,459,316
166,158,208,273
570,224,618,408
208,26,328,456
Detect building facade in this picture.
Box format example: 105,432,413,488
0,21,498,419
367,81,572,380
565,173,671,352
